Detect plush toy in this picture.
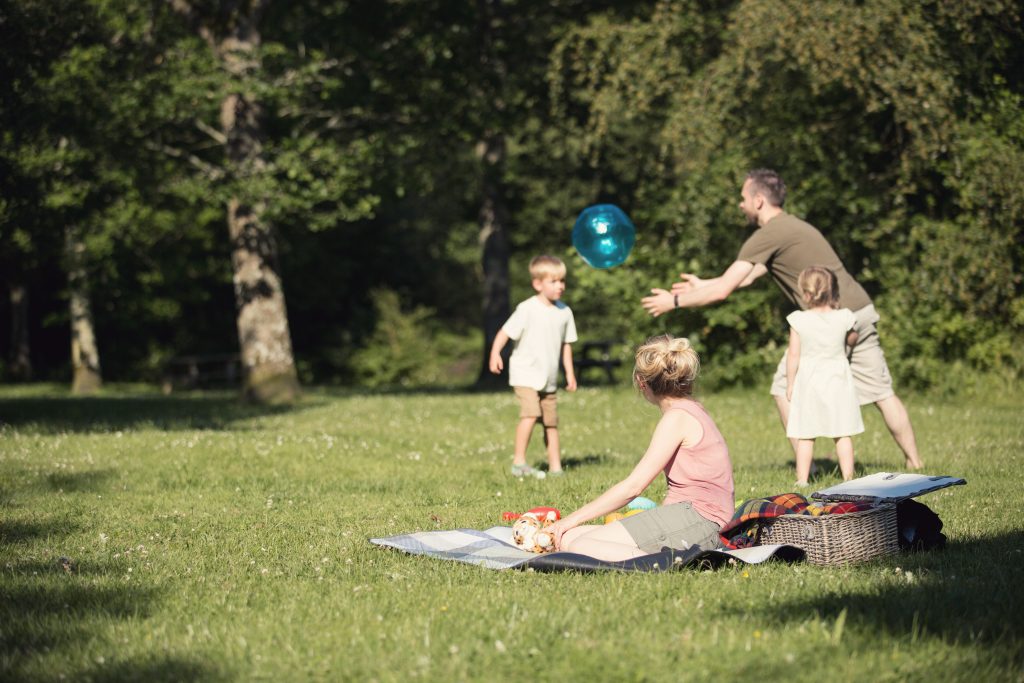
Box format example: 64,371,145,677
511,507,560,553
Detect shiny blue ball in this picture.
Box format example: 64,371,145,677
572,204,636,269
627,496,658,511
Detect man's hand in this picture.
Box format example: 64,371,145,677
641,288,675,317
566,375,577,392
671,273,704,294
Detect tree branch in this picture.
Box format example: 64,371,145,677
144,141,225,180
195,119,228,144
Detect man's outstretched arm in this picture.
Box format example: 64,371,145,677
641,260,763,317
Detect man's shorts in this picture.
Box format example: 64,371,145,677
513,386,558,427
771,304,895,406
619,502,722,554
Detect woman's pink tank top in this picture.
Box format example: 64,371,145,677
661,399,735,528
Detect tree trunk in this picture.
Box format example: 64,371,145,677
217,12,300,404
8,283,32,380
476,132,511,388
66,229,102,394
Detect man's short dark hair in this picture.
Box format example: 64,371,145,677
746,169,786,207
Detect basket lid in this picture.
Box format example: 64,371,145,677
811,472,966,503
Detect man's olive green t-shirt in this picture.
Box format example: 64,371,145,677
736,212,871,311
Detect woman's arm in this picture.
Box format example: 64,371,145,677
549,410,703,546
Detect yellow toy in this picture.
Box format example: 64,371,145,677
603,509,644,524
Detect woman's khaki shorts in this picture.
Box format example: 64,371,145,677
513,386,558,427
619,502,722,554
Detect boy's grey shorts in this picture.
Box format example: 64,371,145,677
619,502,722,554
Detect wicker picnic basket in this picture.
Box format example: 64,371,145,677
757,504,899,565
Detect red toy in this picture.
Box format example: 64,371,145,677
502,506,561,522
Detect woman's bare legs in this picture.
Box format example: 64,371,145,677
560,523,646,561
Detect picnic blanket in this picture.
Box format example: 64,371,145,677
370,526,803,572
719,493,874,549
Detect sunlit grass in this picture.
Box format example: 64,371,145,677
1,382,1021,681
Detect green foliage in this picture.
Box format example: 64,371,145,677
1,0,1022,390
541,0,1024,391
349,289,481,388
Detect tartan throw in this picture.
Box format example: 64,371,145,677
720,493,875,549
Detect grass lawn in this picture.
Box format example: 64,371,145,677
1,381,1022,682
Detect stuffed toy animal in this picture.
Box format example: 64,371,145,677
511,507,560,553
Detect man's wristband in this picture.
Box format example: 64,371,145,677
673,294,679,309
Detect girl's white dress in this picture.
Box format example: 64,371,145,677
785,308,865,439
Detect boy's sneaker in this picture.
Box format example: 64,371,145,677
511,463,546,479
547,469,565,477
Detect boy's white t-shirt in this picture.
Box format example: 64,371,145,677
502,296,578,392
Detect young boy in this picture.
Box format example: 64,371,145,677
489,255,578,478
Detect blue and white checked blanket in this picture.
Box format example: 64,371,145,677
370,526,802,572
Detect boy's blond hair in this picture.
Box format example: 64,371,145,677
529,255,567,281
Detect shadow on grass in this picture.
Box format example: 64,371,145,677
558,453,610,470
81,655,228,683
723,530,1024,674
0,394,308,434
1,558,228,681
0,517,80,544
46,468,117,492
1,563,157,666
749,457,907,479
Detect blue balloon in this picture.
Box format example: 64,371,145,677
572,204,636,269
627,496,658,511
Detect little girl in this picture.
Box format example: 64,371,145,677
547,335,734,560
785,265,865,485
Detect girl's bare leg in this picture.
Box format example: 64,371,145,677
795,438,815,485
835,436,855,480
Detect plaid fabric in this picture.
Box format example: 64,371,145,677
370,526,802,571
719,494,874,549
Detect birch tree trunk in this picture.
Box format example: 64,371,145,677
476,132,511,387
66,229,102,394
8,283,32,380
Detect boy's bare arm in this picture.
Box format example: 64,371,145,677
562,343,576,392
489,330,510,374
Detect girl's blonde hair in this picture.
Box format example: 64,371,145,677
633,335,700,398
798,266,840,308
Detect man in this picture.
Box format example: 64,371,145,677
641,169,923,470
